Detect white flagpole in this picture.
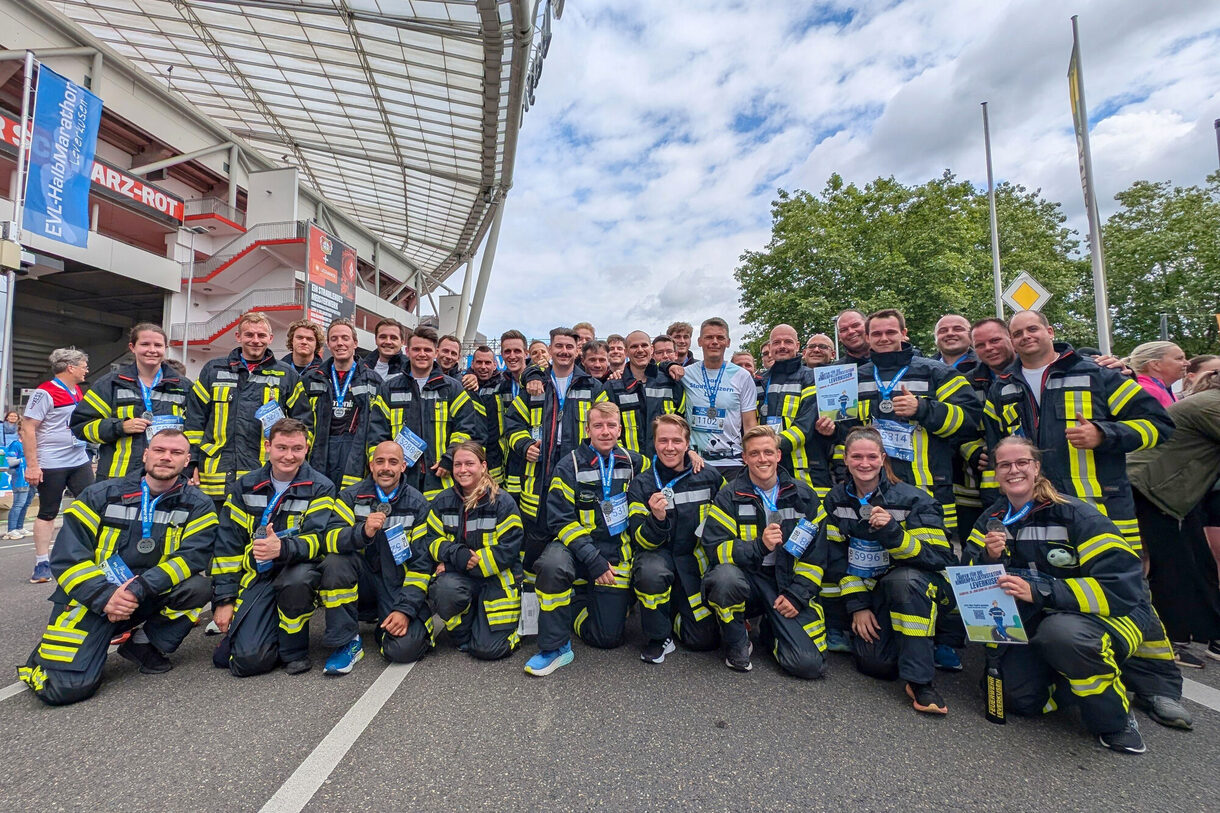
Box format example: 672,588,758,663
1,51,34,412
982,102,1003,318
1069,15,1112,355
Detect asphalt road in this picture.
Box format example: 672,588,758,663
0,538,1216,812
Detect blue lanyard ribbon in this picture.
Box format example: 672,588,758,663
873,365,910,401
331,365,355,407
652,456,694,493
51,378,81,404
140,479,166,539
846,481,876,507
550,371,568,415
595,451,616,501
754,482,780,514
701,363,726,412
1002,500,1034,526
374,482,400,505
138,368,163,413
260,484,293,528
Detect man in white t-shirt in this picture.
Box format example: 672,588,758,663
21,348,95,584
666,317,756,479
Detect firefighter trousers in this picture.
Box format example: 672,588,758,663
430,571,520,660
534,541,632,652
319,551,431,664
225,562,320,676
632,549,718,650
851,567,946,685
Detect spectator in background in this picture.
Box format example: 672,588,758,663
572,322,596,349
3,410,32,540
1184,356,1220,581
528,339,550,371
730,351,756,375
803,334,835,369
1129,366,1220,668
283,319,324,377
1128,341,1189,408
1184,355,1220,394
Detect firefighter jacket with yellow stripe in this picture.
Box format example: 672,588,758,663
70,362,191,480
468,371,511,482
755,356,834,494
326,477,433,619
964,495,1152,647
822,478,955,615
302,359,382,488
700,469,828,611
547,443,648,576
421,486,523,597
48,473,218,616
505,364,607,519
851,345,982,508
184,349,313,498
606,362,684,456
627,454,725,561
982,344,1173,528
368,363,481,499
211,462,336,605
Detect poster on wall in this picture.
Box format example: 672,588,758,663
305,223,356,327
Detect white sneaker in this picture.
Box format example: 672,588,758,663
3,530,22,540
20,529,33,538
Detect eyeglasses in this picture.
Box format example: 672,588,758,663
808,344,834,352
995,458,1037,473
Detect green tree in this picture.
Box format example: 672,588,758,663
1103,172,1220,356
735,172,1092,355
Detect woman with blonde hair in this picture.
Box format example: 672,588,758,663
423,441,523,659
1126,341,1188,407
967,435,1155,753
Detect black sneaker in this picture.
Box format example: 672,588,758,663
1098,714,1147,754
117,640,172,675
1208,640,1220,662
640,638,676,664
905,682,948,715
725,641,753,672
283,658,312,675
1174,644,1205,669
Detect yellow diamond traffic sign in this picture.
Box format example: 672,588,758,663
1003,272,1051,313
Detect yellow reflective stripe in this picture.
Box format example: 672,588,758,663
708,599,744,624
715,539,734,565
932,402,965,437
1063,576,1110,615
403,571,430,591
1121,418,1159,449
211,555,244,575
634,585,671,610
839,575,869,596
890,611,934,636
155,555,191,586
793,560,822,588
537,587,573,611
59,560,105,594
332,499,356,525
890,531,920,559
277,607,313,634
1076,533,1133,565
183,512,219,539
320,587,359,607
1107,379,1142,413
65,501,100,536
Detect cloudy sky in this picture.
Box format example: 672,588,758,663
476,0,1220,346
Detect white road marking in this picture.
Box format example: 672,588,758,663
1182,677,1220,714
0,681,28,702
259,661,416,812
0,542,34,551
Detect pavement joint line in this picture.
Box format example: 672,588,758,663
0,542,34,551
1181,677,1220,713
0,681,27,702
258,661,416,813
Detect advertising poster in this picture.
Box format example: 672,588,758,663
945,565,1028,644
305,224,356,326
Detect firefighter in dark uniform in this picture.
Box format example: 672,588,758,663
302,319,381,489
758,324,835,497
184,312,312,503
983,310,1189,731
320,440,433,674
627,414,724,662
966,436,1157,754
209,418,335,676
606,330,684,457
424,441,524,660
71,323,191,481
18,430,216,705
525,402,647,676
466,345,508,483
702,425,828,678
823,427,956,714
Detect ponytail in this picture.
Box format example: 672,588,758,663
994,436,1068,505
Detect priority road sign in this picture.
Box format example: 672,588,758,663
1003,272,1051,313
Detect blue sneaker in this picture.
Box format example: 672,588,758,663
934,643,963,672
826,628,851,653
524,641,574,676
28,561,52,584
324,636,364,676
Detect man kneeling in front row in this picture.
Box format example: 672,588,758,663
19,429,217,705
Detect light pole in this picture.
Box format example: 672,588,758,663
180,225,209,362
830,314,841,360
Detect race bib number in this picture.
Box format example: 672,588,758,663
602,492,629,536
530,425,543,443
101,554,136,586
146,414,184,443
847,537,890,579
517,590,540,637
765,415,783,427
873,418,915,462
255,402,286,438
395,426,427,466
783,518,817,557
384,523,411,565
690,406,726,434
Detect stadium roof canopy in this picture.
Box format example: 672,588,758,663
49,0,555,292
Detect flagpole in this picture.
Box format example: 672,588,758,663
1,51,34,412
982,102,1003,318
1069,15,1112,355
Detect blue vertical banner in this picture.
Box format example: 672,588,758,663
23,65,103,248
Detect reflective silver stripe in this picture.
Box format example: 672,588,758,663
858,382,878,394
214,370,238,381
390,392,412,403
673,488,712,505
644,387,673,399
350,384,377,397
384,515,413,529
861,379,928,393
420,391,440,400
465,517,496,532
833,506,859,520
569,389,593,399
115,388,185,405
248,374,282,385
104,505,138,521
153,509,190,525
442,513,460,527
575,469,634,483
617,393,640,405
1046,375,1092,390
1016,525,1071,542
770,382,803,394
245,495,269,508
1001,384,1022,397
282,499,310,513
738,504,757,517
774,507,802,522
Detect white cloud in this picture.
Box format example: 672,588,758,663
471,0,1220,345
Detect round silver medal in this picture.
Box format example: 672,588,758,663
333,405,349,419
136,536,156,554
986,519,1006,534
254,524,269,540
374,502,393,515
140,410,155,422
601,499,615,514
859,505,873,520
661,487,675,505
877,398,894,414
